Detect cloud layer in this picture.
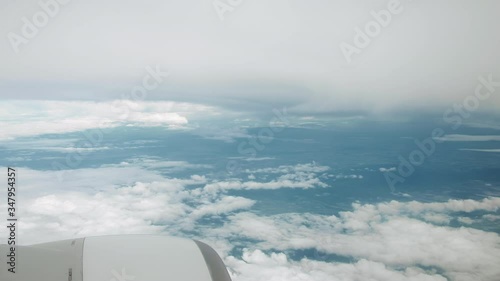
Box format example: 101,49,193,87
1,0,500,113
1,161,499,281
0,100,219,140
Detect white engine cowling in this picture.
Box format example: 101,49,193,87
0,235,232,281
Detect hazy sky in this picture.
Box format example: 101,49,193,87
1,0,499,114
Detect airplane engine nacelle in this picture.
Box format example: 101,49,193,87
0,235,232,281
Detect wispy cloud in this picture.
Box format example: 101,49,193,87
459,148,500,153
0,100,219,140
435,134,500,142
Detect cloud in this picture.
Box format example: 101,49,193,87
204,177,328,192
380,167,397,172
245,162,330,174
208,198,500,281
482,214,500,221
227,250,447,281
1,1,499,113
435,134,500,142
383,197,500,214
1,161,499,280
459,149,500,153
205,163,330,192
106,157,213,173
457,217,474,225
331,174,363,179
0,100,219,140
421,213,451,224
244,157,276,162
190,196,256,219
0,166,249,244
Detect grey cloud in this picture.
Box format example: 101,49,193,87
0,0,499,114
